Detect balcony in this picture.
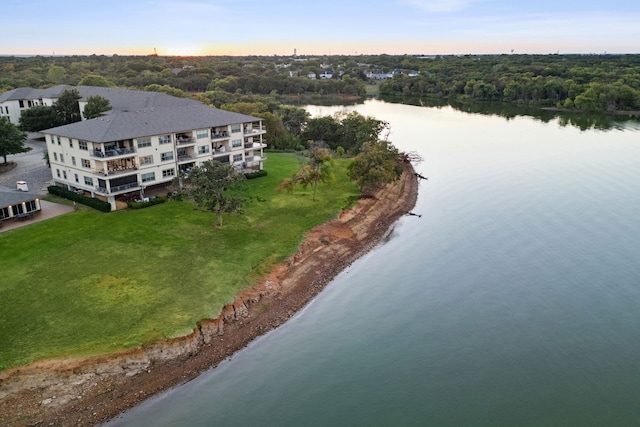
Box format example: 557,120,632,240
212,147,229,158
178,154,195,164
176,137,196,146
92,147,136,159
211,131,230,141
92,166,138,177
95,181,140,195
243,126,266,135
244,142,267,150
244,155,265,167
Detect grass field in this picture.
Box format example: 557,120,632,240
0,153,359,370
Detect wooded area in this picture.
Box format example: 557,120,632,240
2,53,640,114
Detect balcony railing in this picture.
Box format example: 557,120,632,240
244,155,265,167
92,147,136,158
95,182,140,194
243,126,266,135
244,142,267,149
92,166,138,176
212,148,229,157
211,131,230,140
176,137,196,146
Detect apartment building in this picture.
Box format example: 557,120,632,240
40,87,266,210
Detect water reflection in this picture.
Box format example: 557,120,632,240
379,95,640,131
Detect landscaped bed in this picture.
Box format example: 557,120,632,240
0,153,359,370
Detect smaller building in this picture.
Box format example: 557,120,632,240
0,185,42,222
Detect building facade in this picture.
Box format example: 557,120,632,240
0,85,69,125
40,87,266,210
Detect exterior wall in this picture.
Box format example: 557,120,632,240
0,97,53,125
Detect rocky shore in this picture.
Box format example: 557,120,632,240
0,164,419,427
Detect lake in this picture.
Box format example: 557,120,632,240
105,100,640,426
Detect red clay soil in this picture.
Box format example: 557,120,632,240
0,164,419,427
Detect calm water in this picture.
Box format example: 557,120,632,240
106,101,640,426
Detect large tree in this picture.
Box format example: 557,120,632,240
0,117,29,163
19,105,60,132
54,88,82,125
348,140,403,196
181,159,246,226
83,95,111,119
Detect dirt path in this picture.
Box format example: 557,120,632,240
0,164,419,427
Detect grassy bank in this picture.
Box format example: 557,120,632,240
0,153,359,370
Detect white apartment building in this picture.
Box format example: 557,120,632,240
40,87,266,211
0,85,67,125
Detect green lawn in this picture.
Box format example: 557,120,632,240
0,153,359,370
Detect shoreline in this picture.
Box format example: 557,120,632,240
0,164,419,427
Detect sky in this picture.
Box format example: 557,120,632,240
2,0,640,56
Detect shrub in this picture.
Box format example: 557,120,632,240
245,170,268,179
47,186,111,212
127,196,166,209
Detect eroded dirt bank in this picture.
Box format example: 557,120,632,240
0,164,419,427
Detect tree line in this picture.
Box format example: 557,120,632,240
3,53,640,114
379,54,640,113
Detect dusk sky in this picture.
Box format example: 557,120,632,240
3,0,640,56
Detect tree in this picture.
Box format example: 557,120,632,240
302,116,340,148
83,95,111,119
54,88,82,125
19,105,60,132
181,159,246,226
0,117,29,164
278,146,335,201
278,105,309,136
78,74,115,87
46,65,66,84
348,140,403,196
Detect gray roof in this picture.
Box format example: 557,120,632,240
74,86,205,111
0,85,71,103
0,185,41,209
42,102,260,142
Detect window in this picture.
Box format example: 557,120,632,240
233,154,243,162
63,171,67,179
19,100,24,108
137,137,151,148
84,176,93,186
60,154,64,163
53,152,58,161
57,136,61,145
139,155,153,165
81,159,90,168
196,129,208,139
68,138,73,148
231,124,241,133
232,139,242,148
161,151,174,161
198,145,209,154
56,169,60,177
50,136,55,144
25,200,37,212
141,172,155,183
72,156,76,166
79,141,88,150
159,135,172,144
162,168,175,178
74,173,79,183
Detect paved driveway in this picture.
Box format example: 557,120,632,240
0,135,75,232
0,135,52,193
